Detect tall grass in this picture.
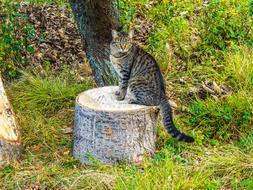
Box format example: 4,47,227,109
225,46,253,90
8,72,92,146
10,73,91,115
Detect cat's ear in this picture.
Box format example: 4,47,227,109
112,30,119,39
128,29,134,39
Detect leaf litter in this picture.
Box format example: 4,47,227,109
16,3,90,77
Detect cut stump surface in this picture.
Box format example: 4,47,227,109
73,86,159,165
0,76,21,167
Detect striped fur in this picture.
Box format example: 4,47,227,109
110,30,194,143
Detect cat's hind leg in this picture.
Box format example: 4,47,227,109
128,92,146,105
128,77,160,105
128,90,158,106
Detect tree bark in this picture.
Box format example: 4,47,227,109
69,0,121,86
0,76,21,167
73,86,159,165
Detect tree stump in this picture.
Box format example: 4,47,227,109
0,76,21,167
73,86,159,165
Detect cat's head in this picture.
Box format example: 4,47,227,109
110,30,134,56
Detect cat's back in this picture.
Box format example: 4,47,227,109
131,45,166,92
132,45,161,74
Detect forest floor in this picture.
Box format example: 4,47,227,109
0,1,253,189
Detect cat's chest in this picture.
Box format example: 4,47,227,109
110,55,124,77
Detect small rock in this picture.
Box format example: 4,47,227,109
61,127,73,134
179,78,187,84
180,11,189,16
189,86,198,94
169,100,178,108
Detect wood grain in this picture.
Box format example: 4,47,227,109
0,76,21,167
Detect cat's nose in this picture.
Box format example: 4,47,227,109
121,44,126,49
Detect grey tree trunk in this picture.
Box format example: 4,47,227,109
73,86,159,165
69,0,120,86
0,76,21,167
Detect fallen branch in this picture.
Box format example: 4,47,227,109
0,76,21,167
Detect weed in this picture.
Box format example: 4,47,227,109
237,134,253,153
0,2,36,78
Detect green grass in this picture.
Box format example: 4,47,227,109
183,90,252,142
177,46,253,143
8,71,92,147
1,72,96,189
1,0,253,189
114,145,253,190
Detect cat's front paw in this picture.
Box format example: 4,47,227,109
115,90,126,101
128,99,138,104
115,90,120,96
116,95,125,101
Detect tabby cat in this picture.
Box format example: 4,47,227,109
110,30,194,143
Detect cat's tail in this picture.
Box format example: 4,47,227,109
159,96,194,143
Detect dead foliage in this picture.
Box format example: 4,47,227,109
18,3,87,74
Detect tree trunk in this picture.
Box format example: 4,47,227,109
0,76,21,167
73,86,159,165
69,0,121,86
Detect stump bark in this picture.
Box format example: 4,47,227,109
73,86,159,165
0,76,21,167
